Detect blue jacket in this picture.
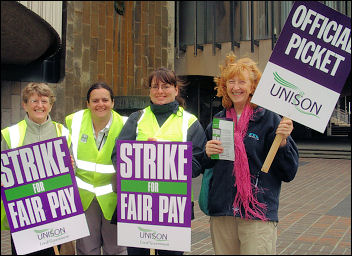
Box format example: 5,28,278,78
203,107,299,222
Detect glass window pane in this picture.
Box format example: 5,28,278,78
196,1,206,45
272,1,292,38
255,1,271,40
280,1,293,31
179,1,195,46
232,1,241,43
241,1,251,40
206,2,213,44
214,1,231,43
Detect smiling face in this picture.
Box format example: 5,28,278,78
87,88,114,120
149,77,179,105
22,93,53,124
226,69,253,113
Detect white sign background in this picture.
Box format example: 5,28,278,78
251,62,340,133
118,223,191,251
12,213,89,255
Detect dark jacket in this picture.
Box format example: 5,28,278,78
203,107,299,222
111,100,207,223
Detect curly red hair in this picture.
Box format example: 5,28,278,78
214,52,262,109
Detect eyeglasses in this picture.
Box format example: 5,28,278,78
29,99,50,105
150,84,173,91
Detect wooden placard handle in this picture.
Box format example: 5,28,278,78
54,245,60,255
261,117,290,173
150,248,156,255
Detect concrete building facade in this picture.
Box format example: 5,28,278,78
1,1,350,138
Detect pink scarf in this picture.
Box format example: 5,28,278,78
226,104,267,220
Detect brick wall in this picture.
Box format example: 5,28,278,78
61,1,174,121
1,1,174,128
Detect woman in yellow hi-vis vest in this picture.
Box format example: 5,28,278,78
110,68,207,255
1,82,73,255
65,82,127,255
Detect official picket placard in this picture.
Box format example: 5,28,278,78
251,1,351,133
115,140,192,252
1,136,89,255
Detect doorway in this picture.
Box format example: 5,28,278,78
180,75,223,130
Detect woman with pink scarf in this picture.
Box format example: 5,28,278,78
203,53,299,255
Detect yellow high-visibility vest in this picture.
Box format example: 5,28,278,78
136,106,197,142
65,109,124,220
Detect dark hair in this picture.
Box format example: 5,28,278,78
86,82,114,102
147,67,186,108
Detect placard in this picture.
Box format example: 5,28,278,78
1,136,89,255
251,1,351,133
115,140,192,252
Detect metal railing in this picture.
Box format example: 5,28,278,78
331,108,350,125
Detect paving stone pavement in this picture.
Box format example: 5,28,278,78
2,158,351,255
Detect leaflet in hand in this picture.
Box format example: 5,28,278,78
211,118,235,161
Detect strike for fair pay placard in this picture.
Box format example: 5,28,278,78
116,140,192,252
1,137,89,255
251,1,351,133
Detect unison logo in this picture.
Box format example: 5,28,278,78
269,72,322,118
35,227,66,240
138,227,168,242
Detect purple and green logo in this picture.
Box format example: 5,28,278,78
138,226,168,242
35,227,66,240
269,72,322,118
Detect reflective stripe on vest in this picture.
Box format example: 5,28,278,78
75,176,113,196
122,116,128,124
55,124,70,144
8,124,21,149
75,159,115,173
71,110,84,161
182,110,192,142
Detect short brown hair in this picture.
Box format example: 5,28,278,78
22,82,56,105
214,52,262,109
147,67,186,108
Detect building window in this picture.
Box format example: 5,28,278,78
177,1,349,50
271,1,292,40
256,1,271,40
324,1,351,17
178,1,195,46
240,1,251,40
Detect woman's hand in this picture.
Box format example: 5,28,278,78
70,154,76,173
70,155,74,168
276,118,294,147
205,139,224,157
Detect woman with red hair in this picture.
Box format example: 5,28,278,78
203,53,299,254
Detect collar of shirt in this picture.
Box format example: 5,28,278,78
93,112,113,149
